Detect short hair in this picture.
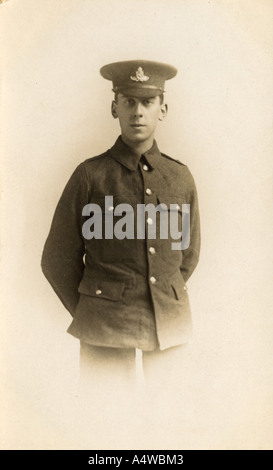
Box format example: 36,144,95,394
114,92,164,104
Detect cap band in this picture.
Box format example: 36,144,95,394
113,85,165,92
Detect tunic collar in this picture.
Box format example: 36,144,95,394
109,135,161,171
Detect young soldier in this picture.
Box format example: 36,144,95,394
41,60,200,396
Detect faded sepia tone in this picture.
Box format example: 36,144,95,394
1,0,273,450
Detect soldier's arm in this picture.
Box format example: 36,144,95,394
180,168,201,283
41,163,89,316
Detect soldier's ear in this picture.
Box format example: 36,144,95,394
111,101,118,119
159,103,168,121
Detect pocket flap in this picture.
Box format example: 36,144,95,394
90,194,136,213
157,194,186,212
78,277,125,301
171,276,188,300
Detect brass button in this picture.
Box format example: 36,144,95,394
149,247,156,255
146,188,152,195
143,164,149,171
147,217,153,225
183,286,187,291
108,206,114,212
96,289,102,295
150,276,156,284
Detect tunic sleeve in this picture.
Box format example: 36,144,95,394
41,163,89,316
180,168,201,283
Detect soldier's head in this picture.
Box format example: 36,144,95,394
100,60,177,149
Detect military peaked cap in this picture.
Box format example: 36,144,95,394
100,60,177,97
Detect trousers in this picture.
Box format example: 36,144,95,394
77,341,193,448
79,341,188,399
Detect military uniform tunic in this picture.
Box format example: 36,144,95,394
41,136,200,351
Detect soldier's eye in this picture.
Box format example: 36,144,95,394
124,98,135,105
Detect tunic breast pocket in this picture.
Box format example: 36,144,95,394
83,194,139,262
156,194,188,264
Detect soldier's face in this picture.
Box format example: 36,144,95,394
111,94,167,148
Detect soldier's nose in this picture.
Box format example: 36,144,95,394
133,104,143,118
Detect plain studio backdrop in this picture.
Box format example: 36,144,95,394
0,0,273,450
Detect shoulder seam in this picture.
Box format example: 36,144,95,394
83,150,110,164
161,152,186,166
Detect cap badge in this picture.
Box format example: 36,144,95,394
130,67,150,83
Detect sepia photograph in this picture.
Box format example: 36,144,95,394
1,0,273,451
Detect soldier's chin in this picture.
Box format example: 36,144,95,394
126,130,147,140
